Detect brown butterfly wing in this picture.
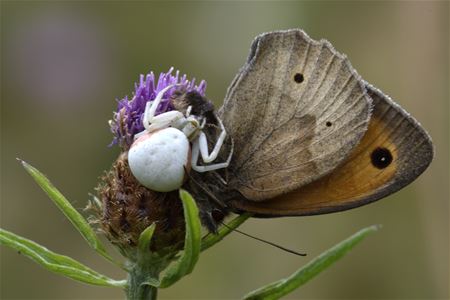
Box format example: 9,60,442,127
230,84,434,216
219,29,372,201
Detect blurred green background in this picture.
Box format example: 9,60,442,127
1,1,448,299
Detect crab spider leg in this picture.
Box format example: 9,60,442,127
147,84,176,119
180,118,201,138
142,101,152,131
186,105,192,117
191,136,233,173
198,116,227,163
147,110,185,132
200,118,206,129
142,84,181,128
142,84,185,131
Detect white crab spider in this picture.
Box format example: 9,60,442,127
128,85,233,192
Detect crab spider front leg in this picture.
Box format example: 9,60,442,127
191,137,233,172
142,84,184,132
142,85,171,127
185,105,192,118
198,115,227,163
147,110,185,132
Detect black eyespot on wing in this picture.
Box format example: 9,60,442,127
326,121,332,127
294,73,304,83
371,147,393,169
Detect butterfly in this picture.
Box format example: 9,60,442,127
185,29,434,231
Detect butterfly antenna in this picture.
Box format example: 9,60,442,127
220,222,306,257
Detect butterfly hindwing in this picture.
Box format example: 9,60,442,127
230,84,434,216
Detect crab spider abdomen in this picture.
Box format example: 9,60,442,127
128,127,191,192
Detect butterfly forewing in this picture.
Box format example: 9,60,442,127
220,29,372,201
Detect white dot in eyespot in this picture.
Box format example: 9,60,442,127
128,127,190,192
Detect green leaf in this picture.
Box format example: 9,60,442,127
138,223,156,255
19,159,119,267
0,228,126,288
159,189,202,288
201,213,251,252
243,225,381,300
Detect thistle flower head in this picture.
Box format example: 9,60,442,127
109,68,207,149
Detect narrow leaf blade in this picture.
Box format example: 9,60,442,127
138,223,156,255
243,225,380,300
201,213,251,252
19,160,115,264
160,189,201,288
0,228,126,288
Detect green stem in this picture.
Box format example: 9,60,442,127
148,288,158,300
126,263,160,300
126,279,157,300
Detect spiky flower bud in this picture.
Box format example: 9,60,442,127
92,152,185,259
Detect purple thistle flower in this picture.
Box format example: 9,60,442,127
109,67,207,149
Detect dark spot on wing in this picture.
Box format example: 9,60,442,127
371,147,393,169
294,73,304,83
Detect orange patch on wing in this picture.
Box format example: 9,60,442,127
231,115,398,216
